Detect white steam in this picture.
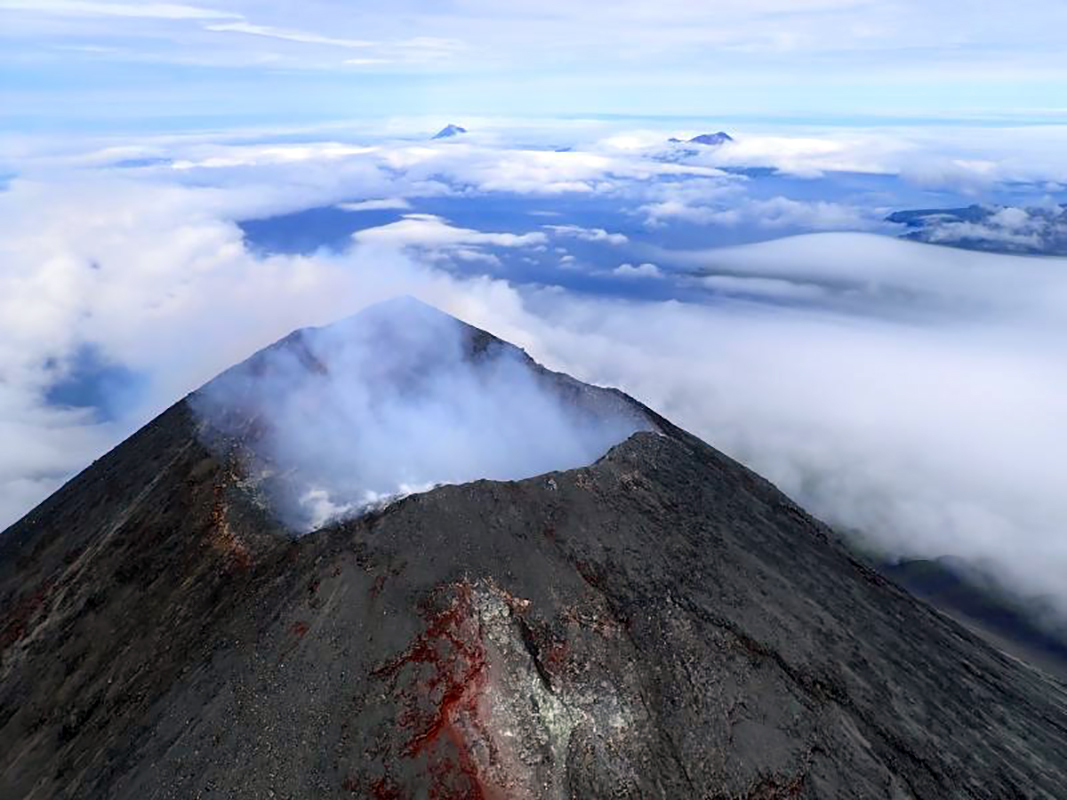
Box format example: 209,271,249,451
190,297,650,532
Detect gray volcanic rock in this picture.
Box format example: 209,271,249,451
2,302,1067,799
879,556,1067,682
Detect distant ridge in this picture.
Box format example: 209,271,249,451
886,203,1067,256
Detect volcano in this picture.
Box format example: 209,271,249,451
1,299,1066,799
668,132,734,146
432,124,468,140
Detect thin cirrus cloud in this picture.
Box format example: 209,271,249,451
202,21,376,49
3,1,1067,124
0,1,465,73
197,19,467,67
0,0,240,19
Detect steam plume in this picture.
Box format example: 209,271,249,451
191,297,651,532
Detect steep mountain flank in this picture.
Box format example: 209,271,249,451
2,301,1066,799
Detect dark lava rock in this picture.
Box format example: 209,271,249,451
2,303,1067,799
879,557,1067,682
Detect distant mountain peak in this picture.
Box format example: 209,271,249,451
432,124,468,140
683,131,734,146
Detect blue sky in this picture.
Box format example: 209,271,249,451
2,0,1067,130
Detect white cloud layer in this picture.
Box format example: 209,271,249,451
643,195,876,230
2,125,1067,625
336,198,411,212
545,225,629,245
351,214,548,259
614,262,662,279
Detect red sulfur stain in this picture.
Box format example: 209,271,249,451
373,581,495,799
545,640,569,674
576,560,602,589
369,574,387,600
369,776,402,799
209,484,252,573
229,545,253,572
0,580,53,652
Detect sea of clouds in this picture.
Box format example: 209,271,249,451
1,119,1066,616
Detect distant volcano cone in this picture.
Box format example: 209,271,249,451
432,124,467,140
2,298,1066,799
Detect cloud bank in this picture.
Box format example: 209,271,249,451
2,124,1067,624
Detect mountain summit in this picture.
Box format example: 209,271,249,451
2,299,1066,798
432,124,468,140
669,131,734,146
190,296,653,531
